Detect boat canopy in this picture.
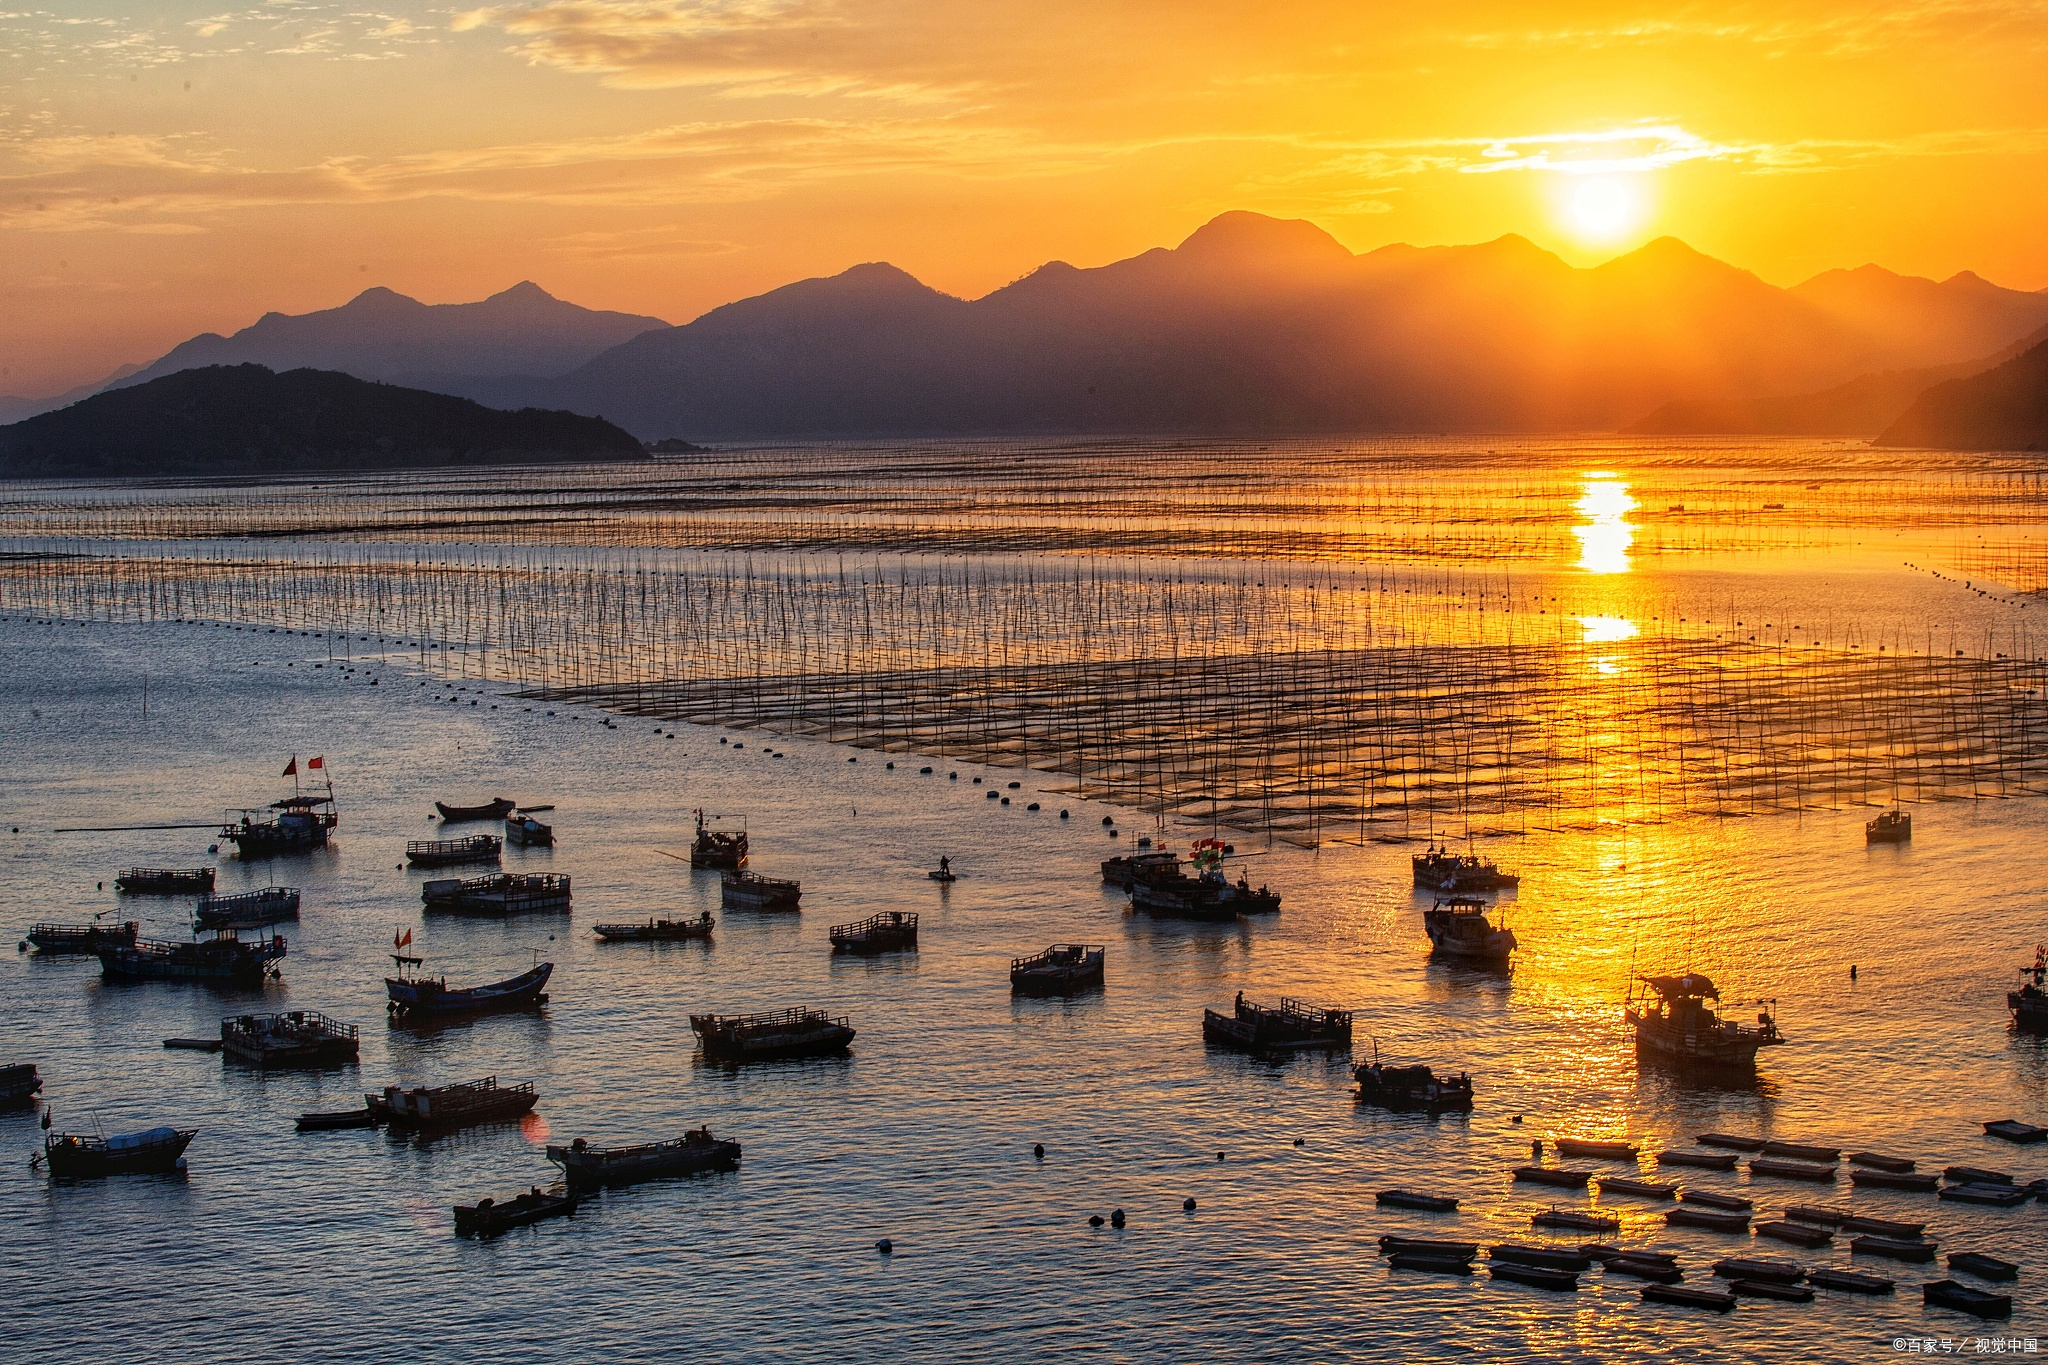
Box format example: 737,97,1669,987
1643,973,1719,1000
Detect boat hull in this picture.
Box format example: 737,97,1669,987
386,963,553,1019
98,937,286,983
593,918,712,942
547,1136,742,1188
436,799,515,823
43,1129,194,1177
26,923,138,954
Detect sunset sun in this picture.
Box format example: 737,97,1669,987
1563,176,1647,244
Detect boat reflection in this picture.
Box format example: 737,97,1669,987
1573,475,1636,574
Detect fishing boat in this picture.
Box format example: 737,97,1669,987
721,870,800,912
1711,1258,1804,1283
1388,1252,1473,1274
1730,1279,1812,1302
1940,1182,2030,1207
1785,1209,1923,1239
2008,946,2048,1031
1202,994,1351,1053
1555,1138,1639,1161
1949,1252,2020,1282
1603,1254,1684,1283
454,1186,577,1238
690,1008,855,1063
1490,1244,1592,1272
385,957,553,1020
1697,1133,1765,1151
1943,1164,2014,1185
1865,807,1911,844
98,929,286,984
1626,973,1784,1072
1411,841,1520,893
1760,1140,1839,1163
1755,1220,1832,1248
1378,1236,1477,1258
24,920,138,954
435,797,515,823
1656,1149,1739,1171
0,1063,42,1105
1598,1177,1678,1201
1582,1245,1676,1267
689,809,748,869
1513,1165,1592,1188
1099,850,1183,890
405,836,501,868
221,785,338,859
1531,1208,1617,1232
1805,1267,1894,1294
1423,896,1517,964
1852,1168,1940,1191
367,1075,537,1133
593,913,713,943
1852,1234,1936,1263
829,912,917,954
1923,1280,2011,1318
1010,943,1106,994
1640,1284,1734,1312
1665,1207,1750,1232
1850,1151,1917,1172
1376,1190,1459,1212
1490,1263,1578,1291
1355,1058,1474,1113
192,886,300,931
546,1129,742,1188
1679,1190,1752,1211
504,812,553,847
1750,1158,1835,1182
115,867,215,895
39,1124,195,1177
220,1010,359,1068
420,873,571,916
296,1108,375,1131
1133,842,1280,920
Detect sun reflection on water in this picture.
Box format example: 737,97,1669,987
1574,475,1636,574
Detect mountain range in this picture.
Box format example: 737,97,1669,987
11,214,2048,441
1877,338,2048,451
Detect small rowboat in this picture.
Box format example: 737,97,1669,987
1378,1236,1477,1258
1597,1176,1677,1201
1666,1207,1750,1232
1376,1190,1459,1212
1941,1183,2030,1207
1603,1255,1684,1283
1532,1208,1616,1232
295,1108,375,1131
927,869,957,883
1581,1244,1675,1267
1387,1252,1472,1274
1490,1262,1577,1291
453,1186,576,1238
1949,1252,2019,1282
1944,1165,2014,1185
1656,1149,1739,1171
1678,1190,1751,1211
435,797,516,822
1555,1138,1638,1161
1697,1133,1764,1151
1923,1279,2012,1319
1711,1258,1804,1283
1640,1284,1735,1312
1982,1119,2048,1144
1805,1267,1894,1295
1852,1234,1936,1263
1489,1244,1590,1271
1758,1140,1839,1164
1512,1165,1592,1188
1852,1168,1939,1191
1849,1151,1916,1173
1731,1278,1812,1302
1749,1158,1835,1182
1783,1206,1924,1238
1755,1220,1832,1248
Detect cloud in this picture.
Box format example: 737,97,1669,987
1461,126,1750,176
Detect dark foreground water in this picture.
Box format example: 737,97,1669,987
4,611,2048,1364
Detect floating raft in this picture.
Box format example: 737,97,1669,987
1850,1151,1916,1173
1806,1267,1895,1295
1697,1134,1765,1152
162,1037,223,1052
1532,1208,1616,1232
1758,1140,1839,1164
1602,1255,1683,1283
1852,1234,1937,1263
1640,1284,1735,1313
1852,1168,1940,1192
1755,1220,1832,1248
1378,1236,1475,1261
1597,1176,1677,1201
1731,1279,1812,1302
1512,1165,1592,1188
1376,1190,1459,1212
1940,1183,2031,1207
1711,1257,1804,1283
1581,1244,1676,1267
1554,1138,1639,1161
1387,1252,1472,1275
295,1108,374,1131
1785,1206,1923,1238
1489,1244,1591,1272
1678,1190,1752,1211
1944,1165,2014,1186
1749,1158,1836,1182
1656,1149,1739,1171
1923,1279,2012,1319
1666,1207,1751,1233
1489,1262,1577,1291
1983,1119,2048,1145
1949,1252,2020,1282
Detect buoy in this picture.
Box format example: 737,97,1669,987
1511,1114,1523,1124
1108,830,1118,838
1001,797,1010,805
1216,1151,1225,1161
1102,816,1114,826
919,766,932,774
987,791,999,800
96,882,103,891
1007,781,1021,789
1059,810,1069,819
1033,1143,1045,1159
1850,964,1858,981
875,1239,893,1254
1531,1140,1543,1158
849,757,858,763
1183,1198,1197,1211
973,777,982,784
1027,802,1040,811
886,762,895,769
1088,1215,1104,1227
1110,1208,1126,1228
1293,1138,1305,1147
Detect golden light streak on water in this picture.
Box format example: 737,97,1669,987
1573,475,1636,574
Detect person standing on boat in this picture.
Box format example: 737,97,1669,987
939,856,951,877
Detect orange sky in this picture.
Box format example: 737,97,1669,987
4,0,2047,394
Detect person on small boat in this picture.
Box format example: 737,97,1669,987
939,856,951,877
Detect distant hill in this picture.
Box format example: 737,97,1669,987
1877,339,2048,451
0,363,144,425
112,282,668,396
1626,322,2048,436
459,214,2048,438
0,365,647,477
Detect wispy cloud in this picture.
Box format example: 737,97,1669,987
1460,126,1749,176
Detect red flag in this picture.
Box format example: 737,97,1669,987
307,756,324,770
282,756,297,777
393,928,412,949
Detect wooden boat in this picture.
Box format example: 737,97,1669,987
1376,1190,1459,1212
1556,1138,1638,1161
593,914,713,943
1944,1165,2015,1185
1922,1279,2011,1318
1532,1208,1616,1232
1783,1205,1914,1233
1666,1207,1750,1232
1711,1257,1804,1283
385,960,552,1020
1983,1119,2048,1144
1640,1284,1734,1312
690,1008,854,1063
1731,1278,1812,1302
453,1186,576,1238
1132,841,1280,919
504,813,553,847
405,836,501,868
1678,1190,1752,1211
721,870,800,912
1940,1182,2031,1207
546,1129,742,1188
192,886,300,931
1697,1133,1766,1151
99,930,286,983
1629,975,1783,1073
40,1125,194,1177
1100,851,1182,890
221,1010,359,1068
1806,1267,1895,1294
1865,807,1911,844
163,1038,222,1052
1840,1214,1927,1238
1387,1252,1472,1274
295,1107,375,1131
1411,841,1519,893
2009,946,2048,1031
1755,1220,1832,1248
221,789,337,858
1489,1262,1576,1291
1489,1244,1591,1271
1378,1236,1477,1258
1582,1244,1676,1267
1202,995,1352,1054
1598,1177,1677,1201
1603,1255,1684,1283
1853,1167,1940,1191
421,873,570,916
1948,1252,2020,1282
435,797,515,822
25,920,138,954
927,869,957,883
1849,1151,1916,1173
689,809,747,869
830,912,917,954
1852,1234,1936,1262
1010,943,1105,995
0,1063,43,1105
368,1075,537,1133
1355,1059,1472,1112
1750,1158,1835,1182
1423,896,1516,964
1656,1149,1739,1171
1512,1165,1592,1188
115,867,215,895
1759,1140,1838,1163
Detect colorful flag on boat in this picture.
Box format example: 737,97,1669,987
394,928,412,949
308,756,324,770
282,756,297,776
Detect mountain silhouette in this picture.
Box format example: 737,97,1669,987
1877,337,2048,451
459,215,2048,438
0,365,646,477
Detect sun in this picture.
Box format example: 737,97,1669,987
1562,176,1647,244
